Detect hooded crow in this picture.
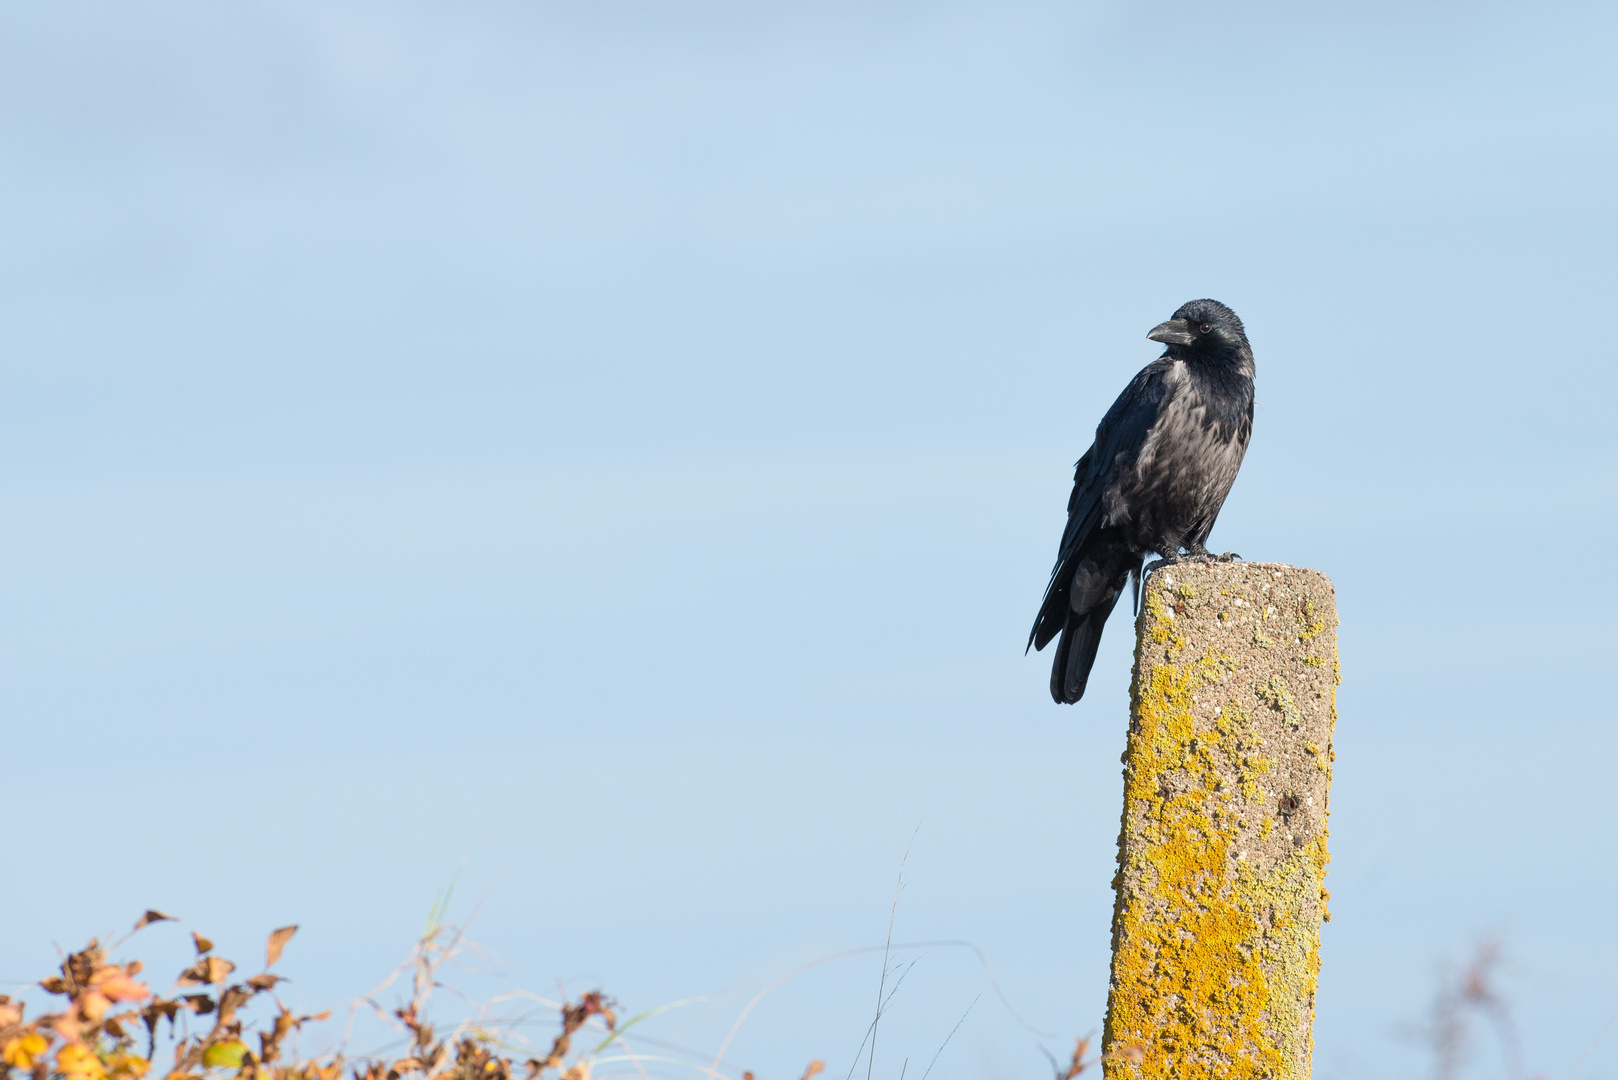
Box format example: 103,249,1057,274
1028,299,1255,703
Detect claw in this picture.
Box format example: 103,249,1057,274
1142,554,1181,575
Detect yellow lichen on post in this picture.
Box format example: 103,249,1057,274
1103,563,1338,1080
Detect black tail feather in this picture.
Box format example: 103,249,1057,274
1049,588,1122,703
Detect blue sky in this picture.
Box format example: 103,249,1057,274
2,3,1616,1079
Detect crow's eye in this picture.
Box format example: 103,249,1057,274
1199,323,1213,334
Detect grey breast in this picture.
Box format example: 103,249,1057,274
1116,362,1247,534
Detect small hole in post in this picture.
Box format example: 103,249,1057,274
1278,794,1301,818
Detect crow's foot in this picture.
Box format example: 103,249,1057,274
1145,548,1239,577
1142,554,1182,575
1183,543,1240,563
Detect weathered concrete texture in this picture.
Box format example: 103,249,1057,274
1102,562,1338,1080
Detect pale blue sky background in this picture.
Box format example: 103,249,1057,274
2,3,1616,1079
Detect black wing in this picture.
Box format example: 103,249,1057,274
1027,358,1173,652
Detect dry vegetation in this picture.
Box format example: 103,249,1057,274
6,908,1566,1080
0,909,715,1080
0,899,1098,1080
1416,940,1546,1080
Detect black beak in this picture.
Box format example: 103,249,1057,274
1147,318,1196,347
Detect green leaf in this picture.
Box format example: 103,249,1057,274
202,1041,249,1069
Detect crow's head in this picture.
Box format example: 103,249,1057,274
1147,299,1250,364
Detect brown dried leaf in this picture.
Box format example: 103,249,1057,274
265,926,298,969
1056,1038,1093,1080
62,941,104,994
39,977,68,996
246,975,282,992
216,985,251,1025
191,934,213,956
799,1063,825,1080
134,911,176,931
258,1009,295,1065
142,998,183,1036
180,995,216,1016
178,957,234,987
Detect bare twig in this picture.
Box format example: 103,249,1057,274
864,830,917,1080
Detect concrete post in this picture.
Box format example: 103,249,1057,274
1101,562,1338,1080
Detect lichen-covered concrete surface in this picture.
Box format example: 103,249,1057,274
1102,562,1338,1080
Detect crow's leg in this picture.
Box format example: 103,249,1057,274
1215,551,1241,562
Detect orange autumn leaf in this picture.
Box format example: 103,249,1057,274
91,967,151,1004
108,1054,151,1079
78,991,112,1022
57,1042,108,1080
51,1013,85,1043
3,1033,49,1069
